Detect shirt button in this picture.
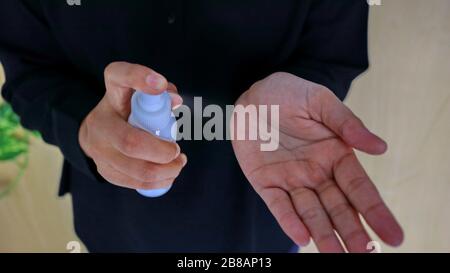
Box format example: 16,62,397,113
168,13,176,24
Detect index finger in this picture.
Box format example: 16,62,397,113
104,62,168,94
333,152,404,246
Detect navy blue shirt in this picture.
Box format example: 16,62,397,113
0,0,368,252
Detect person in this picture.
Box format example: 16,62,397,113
0,0,403,252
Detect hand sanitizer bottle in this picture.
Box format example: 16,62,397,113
128,90,177,197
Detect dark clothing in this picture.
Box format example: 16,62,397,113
0,0,368,252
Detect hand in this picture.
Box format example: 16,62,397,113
79,62,187,190
231,72,403,252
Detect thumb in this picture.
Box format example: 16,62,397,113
104,62,168,95
309,86,388,155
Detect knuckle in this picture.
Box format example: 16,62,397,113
290,187,314,201
316,233,337,246
175,163,184,175
174,156,185,168
139,178,175,190
278,210,297,226
267,72,290,82
120,131,140,155
138,182,161,190
364,202,384,217
171,168,182,180
162,178,176,188
159,145,178,164
168,82,178,92
84,111,97,128
345,177,367,196
104,62,119,78
316,181,336,196
300,206,323,221
80,134,99,160
338,117,356,135
344,229,367,244
123,67,137,86
137,183,154,190
328,203,353,219
121,178,137,189
141,165,158,182
104,65,112,78
162,178,175,186
338,114,364,137
267,194,284,210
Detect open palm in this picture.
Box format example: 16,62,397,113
232,72,403,252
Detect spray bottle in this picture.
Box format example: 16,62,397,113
128,90,177,197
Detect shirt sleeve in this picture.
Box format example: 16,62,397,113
283,0,369,100
0,0,103,181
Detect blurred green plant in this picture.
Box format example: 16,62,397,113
0,101,40,199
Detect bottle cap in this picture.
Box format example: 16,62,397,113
130,91,173,139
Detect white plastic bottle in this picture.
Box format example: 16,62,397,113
128,90,177,198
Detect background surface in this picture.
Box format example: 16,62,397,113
1,0,449,252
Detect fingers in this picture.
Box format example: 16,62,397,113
85,102,186,191
98,148,187,183
96,162,176,190
167,82,183,109
104,62,168,94
316,180,372,252
290,188,345,253
260,188,311,247
333,152,404,246
167,82,178,93
309,87,387,155
97,115,180,164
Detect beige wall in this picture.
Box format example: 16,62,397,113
1,0,449,252
303,0,450,253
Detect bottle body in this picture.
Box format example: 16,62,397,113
128,91,177,197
